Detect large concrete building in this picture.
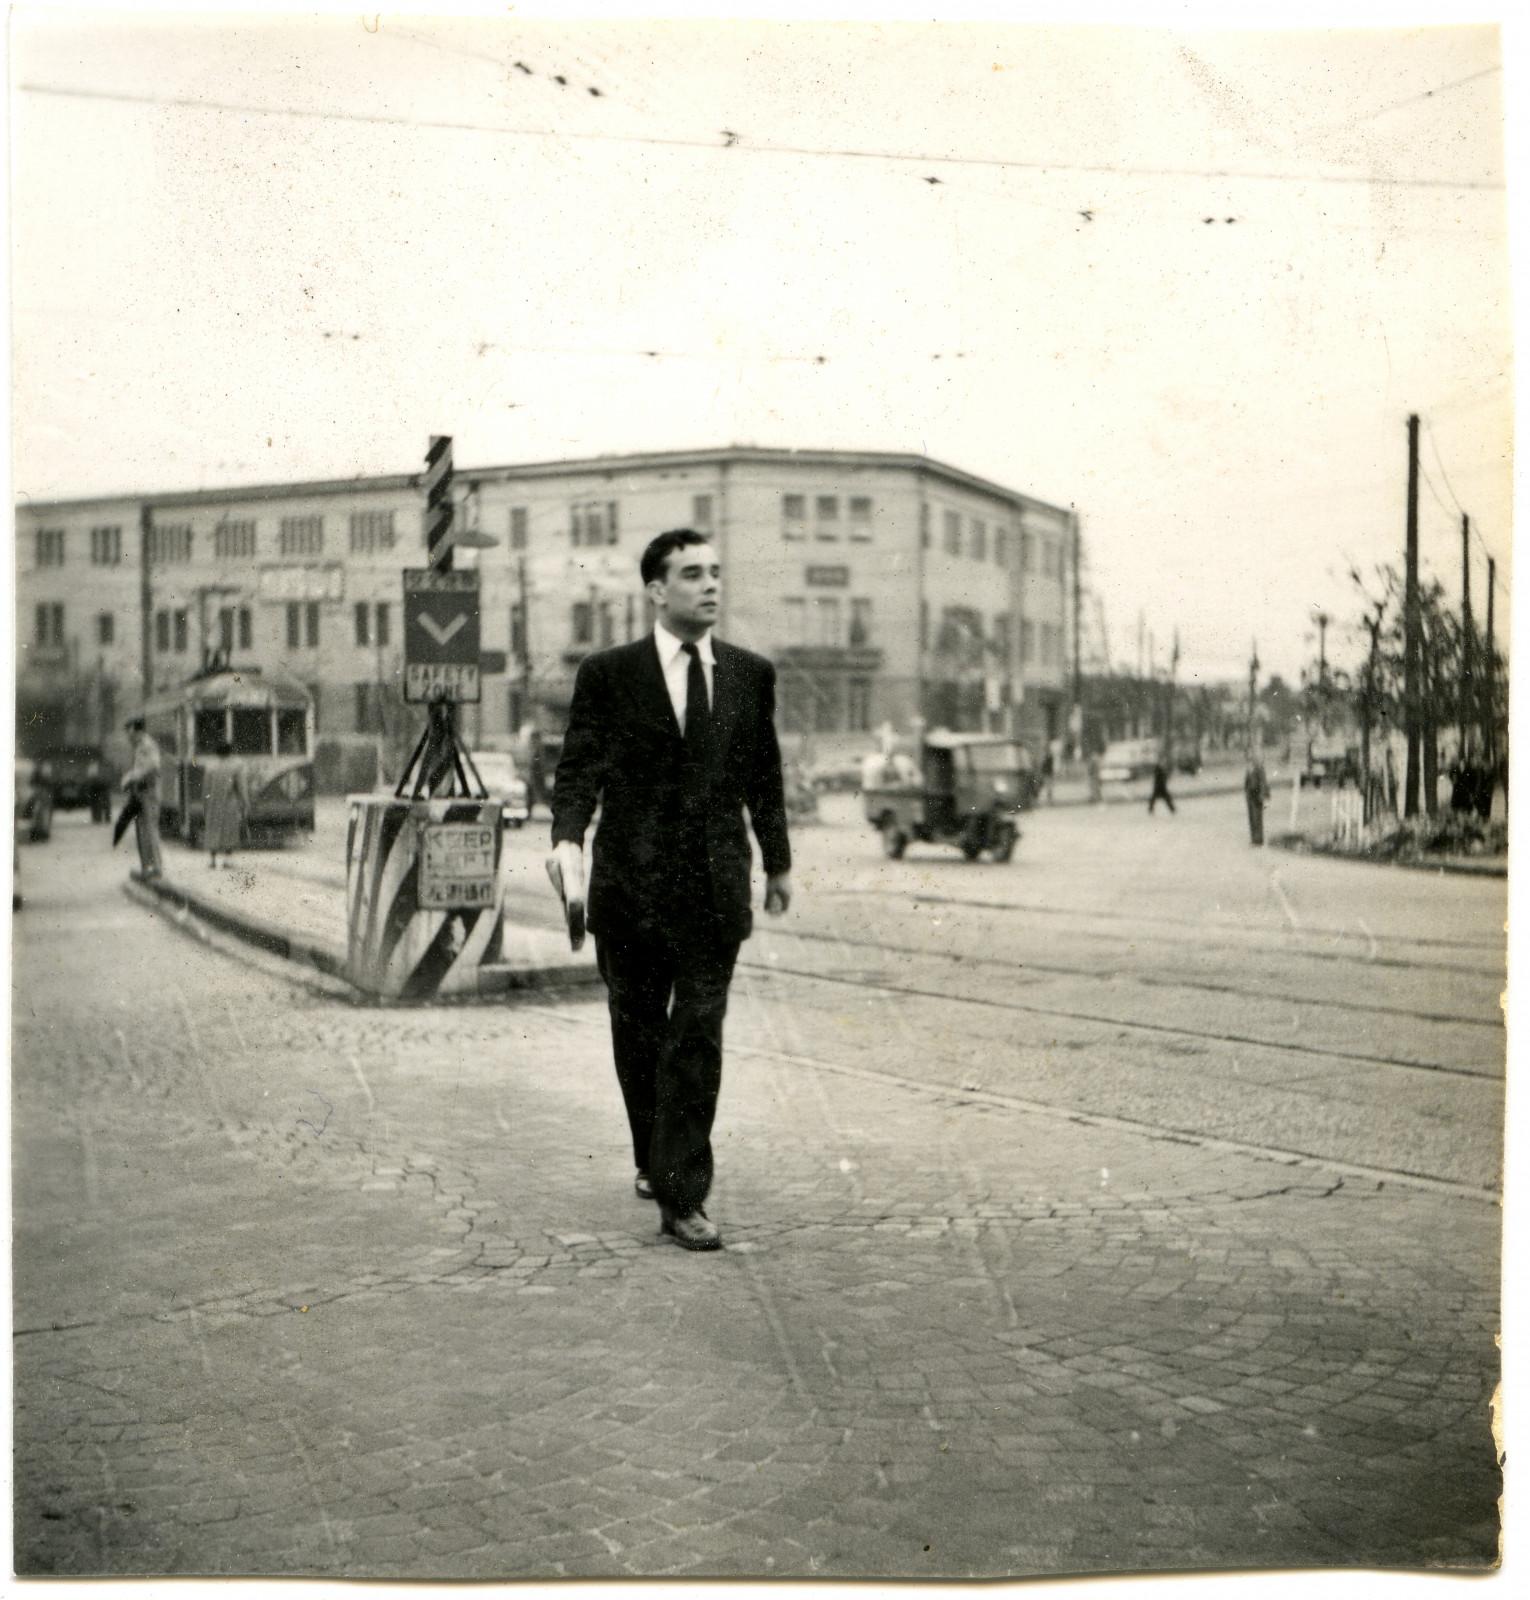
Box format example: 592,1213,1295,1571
14,446,1076,766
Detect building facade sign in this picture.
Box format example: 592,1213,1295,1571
257,564,346,603
805,565,850,588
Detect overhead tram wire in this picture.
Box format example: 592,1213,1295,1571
17,81,1506,194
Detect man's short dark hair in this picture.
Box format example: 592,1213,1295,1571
640,528,711,587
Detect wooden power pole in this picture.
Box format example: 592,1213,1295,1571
1403,413,1421,817
1459,515,1473,759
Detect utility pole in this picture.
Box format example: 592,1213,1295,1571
1071,509,1083,760
1484,557,1497,774
1459,516,1473,760
1161,628,1179,761
1360,602,1384,824
138,503,155,701
1247,640,1260,754
1403,412,1421,817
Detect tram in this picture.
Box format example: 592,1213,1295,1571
143,665,316,845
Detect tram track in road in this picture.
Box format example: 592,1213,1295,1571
808,886,1504,975
518,1002,1498,1204
754,922,1502,1035
738,946,1502,1085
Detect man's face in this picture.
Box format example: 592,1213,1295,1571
649,541,720,634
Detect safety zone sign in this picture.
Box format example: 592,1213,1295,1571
418,820,499,909
403,568,481,703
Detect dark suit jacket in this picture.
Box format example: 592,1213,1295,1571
551,633,791,944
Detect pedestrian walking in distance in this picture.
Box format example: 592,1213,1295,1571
1244,755,1270,845
203,739,250,869
1147,755,1176,815
550,529,792,1252
119,716,164,879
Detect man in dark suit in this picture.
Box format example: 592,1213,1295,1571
551,529,792,1251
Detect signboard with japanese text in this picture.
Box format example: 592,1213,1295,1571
418,820,498,909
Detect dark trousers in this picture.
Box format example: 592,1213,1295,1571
1246,795,1265,844
595,924,741,1216
1148,776,1176,814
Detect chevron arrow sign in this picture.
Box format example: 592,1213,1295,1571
403,567,481,703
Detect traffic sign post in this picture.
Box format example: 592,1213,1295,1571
403,568,482,704
344,435,510,999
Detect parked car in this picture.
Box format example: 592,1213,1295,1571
1299,743,1360,788
14,756,55,842
1097,738,1160,783
1098,738,1200,782
34,744,116,822
469,750,531,828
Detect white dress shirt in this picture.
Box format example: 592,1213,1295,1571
653,621,715,734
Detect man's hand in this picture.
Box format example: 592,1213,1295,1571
551,840,586,907
764,872,791,916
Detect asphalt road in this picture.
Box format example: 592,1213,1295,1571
9,791,1507,1579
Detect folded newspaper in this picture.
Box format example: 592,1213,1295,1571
544,855,586,952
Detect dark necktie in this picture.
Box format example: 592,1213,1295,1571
682,641,711,763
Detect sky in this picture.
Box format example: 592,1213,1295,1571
5,2,1516,687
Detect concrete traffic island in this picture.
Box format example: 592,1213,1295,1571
126,853,599,1000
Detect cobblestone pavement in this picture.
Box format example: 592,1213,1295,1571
10,816,1504,1580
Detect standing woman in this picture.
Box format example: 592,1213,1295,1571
204,739,249,869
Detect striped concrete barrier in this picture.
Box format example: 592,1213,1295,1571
346,795,505,999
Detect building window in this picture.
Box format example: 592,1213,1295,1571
995,529,1010,568
849,598,873,648
354,682,390,736
155,609,171,653
970,519,987,561
354,602,371,647
279,515,324,556
510,507,528,550
571,601,593,645
374,603,390,648
509,602,526,658
692,494,713,529
149,523,193,564
848,497,873,540
303,602,319,647
237,607,251,649
920,600,929,651
90,525,122,565
214,519,257,560
218,608,235,653
783,597,807,646
782,495,807,541
571,502,619,548
814,496,839,540
814,678,841,733
1020,531,1034,571
35,602,65,646
813,595,842,648
1020,619,1035,663
993,612,1012,663
920,503,931,550
348,510,396,553
173,609,189,653
97,611,114,646
943,510,961,556
848,677,871,732
35,528,66,567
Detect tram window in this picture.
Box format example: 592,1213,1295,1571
194,710,226,755
232,707,273,755
277,709,308,755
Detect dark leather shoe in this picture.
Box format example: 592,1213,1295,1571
634,1170,655,1201
660,1207,721,1251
